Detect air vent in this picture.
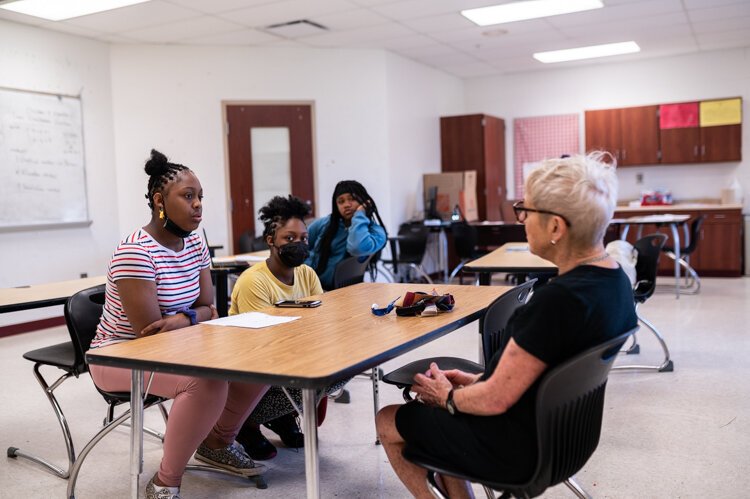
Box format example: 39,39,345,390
264,19,328,38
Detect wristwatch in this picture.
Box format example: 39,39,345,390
445,388,460,416
181,308,198,326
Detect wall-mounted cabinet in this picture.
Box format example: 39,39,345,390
585,97,742,167
440,114,506,221
585,106,660,165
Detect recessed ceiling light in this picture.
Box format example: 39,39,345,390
462,0,603,26
533,41,640,63
0,0,151,21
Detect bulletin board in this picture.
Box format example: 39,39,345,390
0,87,90,230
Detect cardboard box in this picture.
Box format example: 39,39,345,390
423,171,478,222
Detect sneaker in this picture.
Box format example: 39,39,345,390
194,441,267,476
236,423,278,460
263,413,304,448
145,475,181,499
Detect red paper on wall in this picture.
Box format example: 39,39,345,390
659,102,698,129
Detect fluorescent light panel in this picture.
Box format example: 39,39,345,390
462,0,603,26
0,0,151,21
534,41,640,63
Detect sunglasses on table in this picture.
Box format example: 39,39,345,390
512,201,572,227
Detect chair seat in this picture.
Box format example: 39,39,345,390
402,445,532,497
22,341,83,372
97,389,166,407
382,356,484,388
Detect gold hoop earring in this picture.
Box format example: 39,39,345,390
159,208,165,220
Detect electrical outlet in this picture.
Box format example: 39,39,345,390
80,272,88,278
635,173,644,185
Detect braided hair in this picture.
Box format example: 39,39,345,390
258,195,311,241
315,180,386,275
144,149,190,210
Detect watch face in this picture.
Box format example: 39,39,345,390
446,400,456,415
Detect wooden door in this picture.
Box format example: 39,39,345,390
701,124,742,162
660,127,701,164
226,104,315,253
619,106,660,166
482,115,506,221
584,109,621,163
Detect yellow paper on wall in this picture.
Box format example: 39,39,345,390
700,98,742,127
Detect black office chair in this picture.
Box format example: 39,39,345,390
330,254,373,290
381,222,433,284
613,233,674,373
403,328,637,499
5,284,167,480
382,280,535,401
63,286,266,496
447,221,485,284
661,215,705,294
238,230,267,253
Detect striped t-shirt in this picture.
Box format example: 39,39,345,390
90,229,211,349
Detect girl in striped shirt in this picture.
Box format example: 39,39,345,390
88,150,268,499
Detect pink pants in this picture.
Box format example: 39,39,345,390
89,364,268,487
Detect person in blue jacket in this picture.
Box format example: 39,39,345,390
306,180,387,290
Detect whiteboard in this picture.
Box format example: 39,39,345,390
0,87,89,230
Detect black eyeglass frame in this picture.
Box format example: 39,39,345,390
512,201,572,227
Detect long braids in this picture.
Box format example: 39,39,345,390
144,149,190,210
315,180,387,274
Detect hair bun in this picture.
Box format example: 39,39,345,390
144,149,169,176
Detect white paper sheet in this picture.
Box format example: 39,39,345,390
235,254,267,263
203,312,299,329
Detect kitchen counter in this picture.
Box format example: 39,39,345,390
614,203,743,213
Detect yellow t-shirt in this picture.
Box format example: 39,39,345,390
229,261,323,314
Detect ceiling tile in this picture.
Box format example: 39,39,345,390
311,8,391,30
179,28,280,45
122,15,246,43
687,2,750,22
399,13,476,33
370,0,497,21
378,34,437,50
216,0,356,28
64,0,199,33
546,0,684,28
163,0,273,15
690,16,750,35
683,0,748,8
696,28,750,49
414,50,481,67
302,22,414,47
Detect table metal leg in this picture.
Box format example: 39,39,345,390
130,369,144,499
670,223,681,299
438,228,449,283
302,388,319,498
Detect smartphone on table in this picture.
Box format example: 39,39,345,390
274,299,322,308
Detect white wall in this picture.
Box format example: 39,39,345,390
384,52,464,230
109,45,390,252
465,48,750,209
0,21,118,325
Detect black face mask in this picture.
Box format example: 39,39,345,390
162,205,192,238
276,241,309,268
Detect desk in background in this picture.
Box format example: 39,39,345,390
0,276,107,314
210,250,269,316
463,242,556,285
87,282,510,499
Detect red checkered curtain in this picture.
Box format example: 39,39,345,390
513,114,580,198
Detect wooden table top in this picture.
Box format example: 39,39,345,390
610,214,691,224
463,243,557,274
211,250,270,268
0,275,107,313
87,282,511,388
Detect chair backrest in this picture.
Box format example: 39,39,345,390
332,254,373,290
450,221,479,260
64,284,106,373
526,327,637,497
238,230,267,253
396,222,431,264
633,233,667,302
683,215,706,254
481,279,536,366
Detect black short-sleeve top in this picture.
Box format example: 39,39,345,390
481,265,637,431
